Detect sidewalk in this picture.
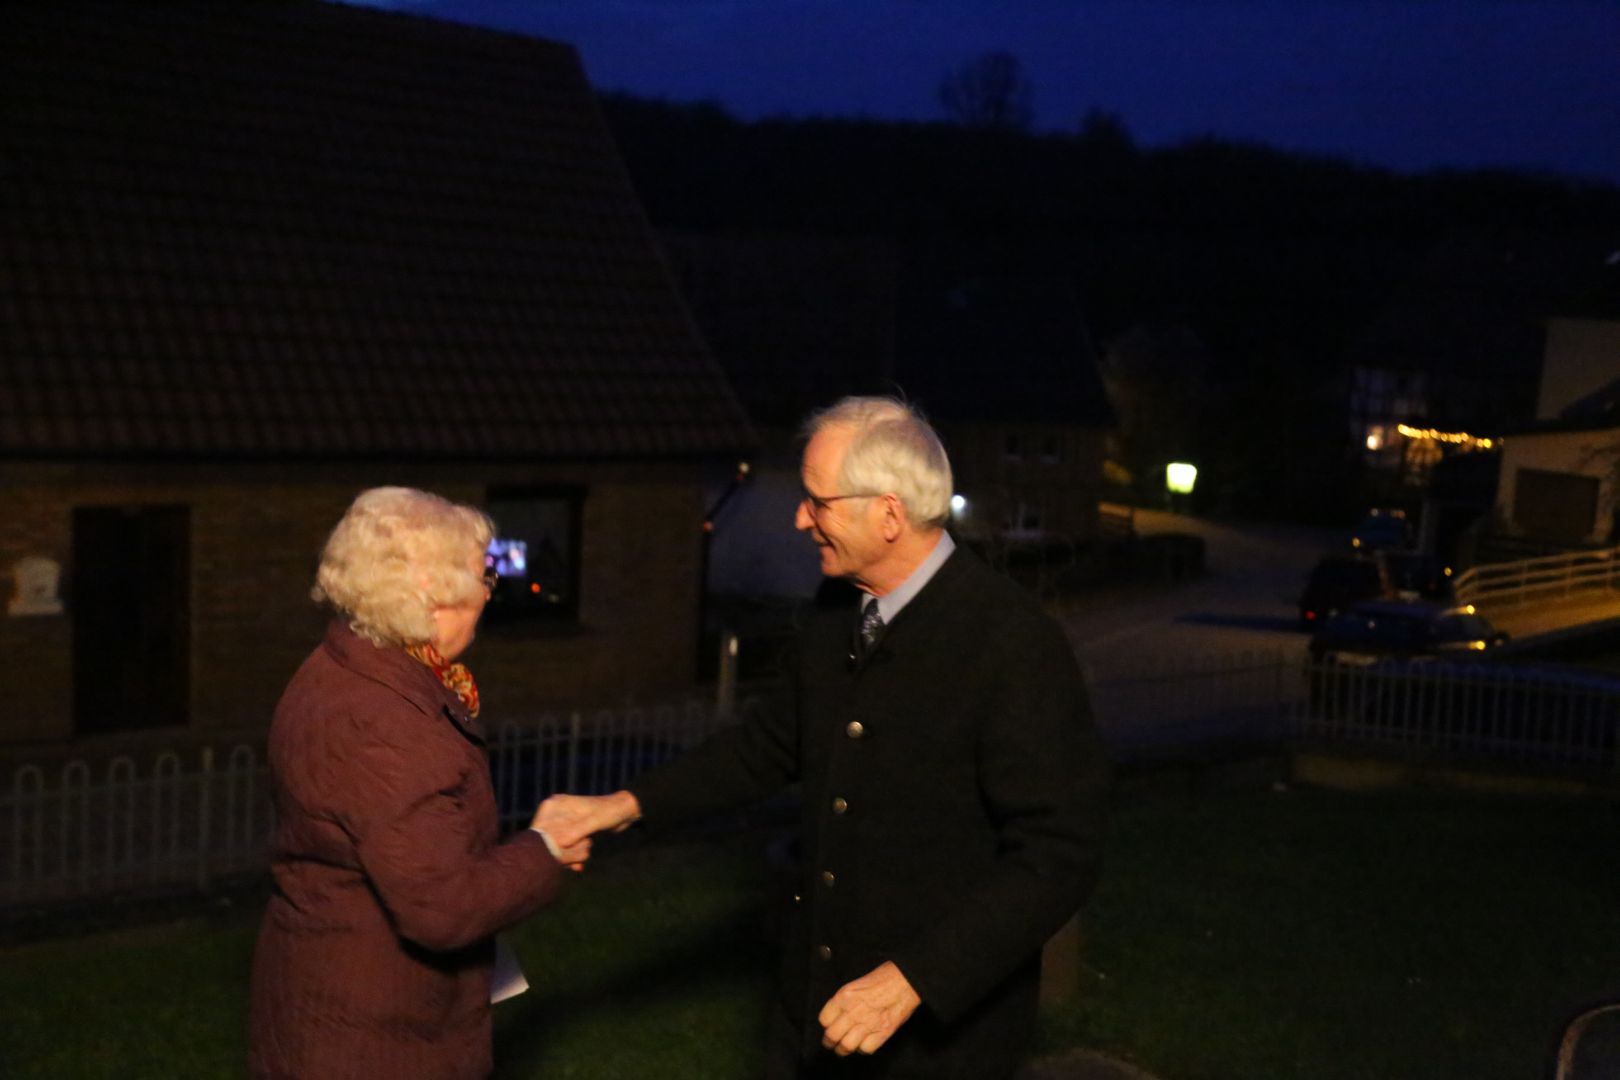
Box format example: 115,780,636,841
1487,596,1620,643
1020,1048,1164,1080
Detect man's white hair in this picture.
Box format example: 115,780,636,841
803,396,953,529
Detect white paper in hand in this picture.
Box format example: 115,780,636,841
490,934,529,1004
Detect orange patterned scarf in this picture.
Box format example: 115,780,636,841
405,642,481,718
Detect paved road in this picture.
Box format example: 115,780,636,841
1060,509,1337,674
1485,594,1620,642
1057,511,1620,755
1062,510,1619,673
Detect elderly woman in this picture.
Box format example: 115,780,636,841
250,487,581,1080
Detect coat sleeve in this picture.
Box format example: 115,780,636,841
342,711,563,953
891,616,1109,1023
628,671,800,829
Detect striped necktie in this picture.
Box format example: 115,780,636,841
858,599,884,655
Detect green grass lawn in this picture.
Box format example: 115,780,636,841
2,785,1617,1079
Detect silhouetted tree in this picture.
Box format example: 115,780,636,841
1078,107,1134,154
938,51,1034,131
593,90,1620,521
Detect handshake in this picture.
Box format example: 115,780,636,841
525,787,922,1055
527,789,641,871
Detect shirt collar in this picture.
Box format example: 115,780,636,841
870,531,954,625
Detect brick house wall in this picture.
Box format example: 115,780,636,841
0,461,709,747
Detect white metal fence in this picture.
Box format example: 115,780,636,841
1454,544,1620,610
1085,650,1296,757
486,698,754,832
1,698,751,911
1294,659,1620,768
4,746,271,908
6,657,1617,912
1087,650,1620,770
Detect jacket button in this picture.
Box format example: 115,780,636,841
817,944,833,961
821,870,836,887
831,796,848,815
846,721,864,739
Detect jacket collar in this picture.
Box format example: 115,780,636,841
847,544,973,671
320,620,486,745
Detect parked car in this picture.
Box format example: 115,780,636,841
1308,600,1508,665
1349,508,1411,552
1379,550,1454,603
1299,554,1388,627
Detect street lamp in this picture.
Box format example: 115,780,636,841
1166,462,1197,495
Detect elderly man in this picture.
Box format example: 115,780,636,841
541,396,1107,1078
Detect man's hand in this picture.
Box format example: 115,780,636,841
817,961,921,1057
533,790,641,851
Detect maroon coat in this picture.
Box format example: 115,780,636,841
250,621,561,1080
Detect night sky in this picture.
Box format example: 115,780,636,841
344,0,1620,186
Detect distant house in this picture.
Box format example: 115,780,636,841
0,1,753,746
1491,301,1620,548
1340,230,1595,504
897,272,1114,550
661,231,1113,600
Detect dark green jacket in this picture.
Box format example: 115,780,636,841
631,547,1108,1078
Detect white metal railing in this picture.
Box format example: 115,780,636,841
4,746,273,908
1086,650,1296,754
1295,658,1620,768
1087,649,1620,770
1453,545,1620,610
1,697,752,910
487,698,753,832
5,658,1612,911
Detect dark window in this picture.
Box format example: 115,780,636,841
71,505,190,734
483,486,584,622
1513,469,1599,544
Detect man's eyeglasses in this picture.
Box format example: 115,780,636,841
799,485,883,516
482,567,500,592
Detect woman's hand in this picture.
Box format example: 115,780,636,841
528,801,596,870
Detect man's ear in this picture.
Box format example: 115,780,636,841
879,493,907,541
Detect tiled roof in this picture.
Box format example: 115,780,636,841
0,0,754,460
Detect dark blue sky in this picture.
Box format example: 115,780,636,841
350,0,1619,185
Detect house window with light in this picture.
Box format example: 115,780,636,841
1351,366,1428,470
483,486,584,623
